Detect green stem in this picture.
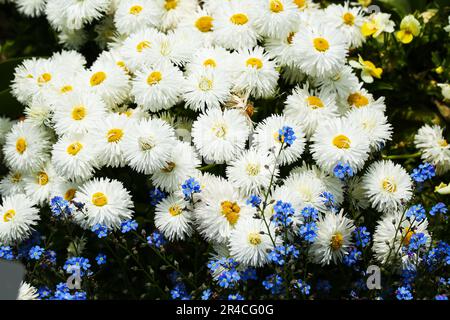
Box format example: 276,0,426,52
382,151,421,160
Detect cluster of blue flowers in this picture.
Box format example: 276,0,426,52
121,219,138,233
430,202,448,216
149,187,167,206
299,206,319,243
406,204,426,222
268,245,299,266
147,231,166,248
333,162,354,181
0,245,14,260
411,163,435,183
63,256,92,277
353,226,371,248
272,201,295,227
294,279,311,296
262,274,284,295
91,223,109,238
181,177,201,200
278,126,296,146
208,257,241,289
50,196,73,217
51,283,87,300
246,195,262,208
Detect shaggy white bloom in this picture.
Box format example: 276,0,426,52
90,113,133,168
24,96,53,127
3,121,51,173
362,160,413,213
345,107,392,151
192,108,250,163
155,195,193,241
316,65,359,99
195,175,255,243
293,22,348,77
23,163,60,206
151,141,201,192
183,67,232,111
264,28,300,68
253,0,298,38
73,177,133,229
15,0,47,17
185,46,233,74
373,210,430,267
120,28,161,72
311,117,370,173
114,0,163,35
309,210,355,265
284,83,339,138
158,0,197,31
131,62,184,112
226,148,277,196
17,282,39,300
414,124,450,175
62,0,111,31
340,87,386,113
0,171,26,196
213,0,259,50
51,133,99,182
0,193,40,244
178,8,215,45
229,217,280,267
122,118,176,174
252,114,306,166
52,91,107,136
50,179,80,202
283,171,327,212
232,46,279,99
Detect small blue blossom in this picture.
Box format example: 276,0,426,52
353,226,371,248
300,206,319,220
343,247,362,267
147,231,166,248
29,246,44,260
241,268,258,281
411,163,435,183
430,202,448,216
268,245,299,266
171,283,190,300
208,257,241,289
91,224,109,238
228,293,244,300
95,253,107,265
181,177,201,200
262,274,283,295
435,294,448,300
320,192,337,211
294,279,311,296
272,200,295,227
246,195,261,208
299,221,318,243
149,187,167,206
0,246,14,260
63,257,92,277
408,233,427,252
333,162,354,181
50,196,73,217
201,289,212,300
45,250,57,264
278,126,296,146
38,286,52,299
120,219,138,233
396,286,413,300
406,204,426,222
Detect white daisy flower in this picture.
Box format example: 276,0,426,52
340,87,386,113
0,171,26,197
3,121,51,173
0,193,40,245
185,46,233,75
232,46,279,99
51,133,98,182
414,124,450,175
50,179,80,202
252,114,306,166
362,160,413,213
122,118,176,174
151,141,201,192
23,163,59,206
120,28,161,72
17,282,39,300
73,177,133,230
309,209,355,265
192,108,250,163
264,27,300,68
178,8,215,45
283,171,327,212
284,83,339,138
23,96,53,127
114,0,163,35
316,65,359,99
131,62,184,112
229,217,280,267
311,117,370,173
253,0,298,38
62,0,111,31
15,0,47,17
158,0,197,31
155,195,193,241
226,148,278,196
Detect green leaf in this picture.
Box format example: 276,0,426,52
0,57,26,91
0,89,24,119
377,0,411,17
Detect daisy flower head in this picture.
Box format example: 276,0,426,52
23,95,53,127
73,177,134,230
3,121,51,173
15,0,47,17
253,0,298,38
309,209,355,265
310,117,370,173
185,46,233,75
51,133,99,182
90,113,133,168
345,107,392,151
16,282,39,300
213,0,260,50
251,114,306,166
183,66,232,111
362,160,413,213
50,179,80,202
340,87,386,114
122,118,176,174
316,65,359,100
0,193,40,245
23,162,60,206
155,195,193,241
283,171,327,213
229,217,280,267
131,61,184,112
192,108,250,163
414,124,450,175
120,27,161,72
226,148,278,196
150,140,201,192
60,0,111,31
232,46,280,99
0,171,26,197
293,22,348,78
178,8,215,45
158,0,197,31
284,83,339,138
52,90,107,136
114,0,163,35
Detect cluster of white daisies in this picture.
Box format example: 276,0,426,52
0,0,449,282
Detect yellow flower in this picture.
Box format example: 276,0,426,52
357,0,372,7
349,55,383,83
361,13,395,38
396,15,421,44
435,182,450,195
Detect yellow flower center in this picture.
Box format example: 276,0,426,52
138,136,155,151
90,71,106,86
331,232,344,250
402,227,415,246
3,209,16,222
270,0,284,13
347,92,369,108
212,123,227,138
38,73,52,84
164,0,178,10
293,0,305,9
382,178,397,193
60,85,73,93
161,161,176,173
230,13,248,25
313,37,330,52
37,171,49,186
203,59,217,68
71,105,86,121
246,163,260,176
16,137,27,154
107,128,124,143
332,134,351,149
198,77,213,91
438,139,448,147
147,71,162,85
248,232,262,245
195,16,213,32
221,201,240,226
287,32,295,44
169,205,182,216
11,173,22,183
65,188,76,201
307,96,324,109
343,12,355,25
246,58,263,69
67,142,83,156
92,192,108,207
136,40,151,53
129,5,143,15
